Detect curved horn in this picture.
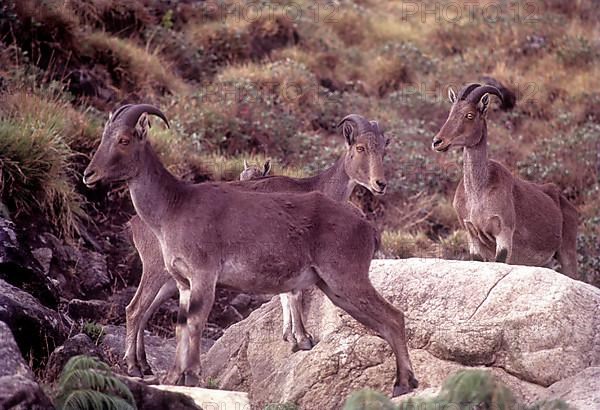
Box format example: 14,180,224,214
337,114,372,134
118,104,170,129
110,104,134,123
466,85,504,105
457,83,481,101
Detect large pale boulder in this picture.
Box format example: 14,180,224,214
202,259,600,409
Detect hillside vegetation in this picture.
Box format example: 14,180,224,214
0,0,598,286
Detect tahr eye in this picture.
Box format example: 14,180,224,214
466,113,474,120
356,146,365,152
119,138,130,146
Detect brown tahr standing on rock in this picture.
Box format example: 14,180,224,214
84,104,417,396
123,114,389,378
432,83,578,278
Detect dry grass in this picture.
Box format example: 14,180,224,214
0,91,91,237
1,0,599,282
380,230,436,259
81,32,187,95
198,153,305,181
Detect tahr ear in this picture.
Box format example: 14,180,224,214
341,122,356,146
478,94,490,115
448,87,457,103
135,113,150,140
263,159,271,176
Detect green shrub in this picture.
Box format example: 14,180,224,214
577,215,600,287
82,322,104,345
397,370,570,410
517,122,600,200
556,35,599,67
343,389,396,410
0,91,88,237
54,355,136,410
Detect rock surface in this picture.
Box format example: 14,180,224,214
0,217,59,308
67,298,110,321
45,333,105,382
99,325,177,375
0,321,54,409
42,233,112,299
0,278,67,362
119,376,203,410
202,259,600,409
151,386,249,410
545,367,600,410
99,325,215,376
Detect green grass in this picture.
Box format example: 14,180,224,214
0,92,88,238
0,0,599,284
343,370,569,410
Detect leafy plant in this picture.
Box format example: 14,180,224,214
54,355,136,410
343,389,396,410
82,322,104,345
205,376,219,389
396,370,569,410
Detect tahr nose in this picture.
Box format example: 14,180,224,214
432,138,443,149
83,169,95,183
376,180,387,191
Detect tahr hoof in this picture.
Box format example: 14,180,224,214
141,365,154,376
127,366,143,378
391,374,419,397
409,374,419,389
298,336,315,351
291,333,315,352
392,383,413,397
163,371,182,386
184,372,200,387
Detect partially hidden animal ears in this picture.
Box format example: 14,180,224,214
448,87,457,103
478,94,490,115
263,160,271,176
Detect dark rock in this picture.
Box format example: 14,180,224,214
99,325,214,376
45,333,105,382
118,376,202,410
0,279,67,365
0,321,55,409
43,233,112,299
99,325,174,375
230,293,253,312
76,248,111,297
31,248,52,276
67,299,110,321
0,217,59,308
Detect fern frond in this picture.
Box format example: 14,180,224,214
54,355,136,410
61,389,135,410
59,369,135,405
61,355,111,374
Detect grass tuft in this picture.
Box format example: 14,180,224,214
0,91,91,238
81,32,187,96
